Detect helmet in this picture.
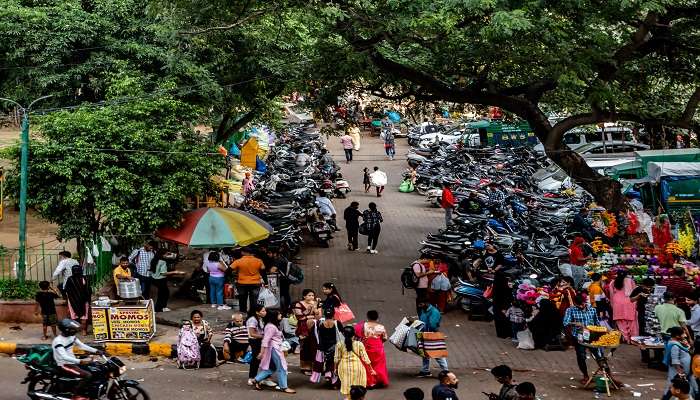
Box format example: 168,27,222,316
58,319,80,336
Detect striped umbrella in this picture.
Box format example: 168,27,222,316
156,208,273,248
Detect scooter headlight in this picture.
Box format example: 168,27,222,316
118,365,127,375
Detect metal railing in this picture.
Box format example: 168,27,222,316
0,241,65,282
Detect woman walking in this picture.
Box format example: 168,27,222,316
150,249,178,312
335,325,375,400
310,307,342,386
205,251,229,310
321,282,343,312
252,310,296,394
354,310,389,388
608,270,638,342
247,305,268,386
363,202,383,254
662,326,696,400
293,289,319,374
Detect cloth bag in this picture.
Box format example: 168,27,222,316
334,303,355,323
419,331,448,358
516,329,535,350
258,287,278,308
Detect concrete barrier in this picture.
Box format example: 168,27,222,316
0,342,178,358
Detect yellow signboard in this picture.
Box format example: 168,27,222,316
92,300,156,342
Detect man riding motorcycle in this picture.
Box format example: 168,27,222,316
53,318,100,399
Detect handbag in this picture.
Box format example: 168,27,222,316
389,319,411,350
430,273,450,291
359,222,369,236
334,303,355,323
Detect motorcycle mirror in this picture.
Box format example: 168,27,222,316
529,274,538,279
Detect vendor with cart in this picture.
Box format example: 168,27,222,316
563,294,622,387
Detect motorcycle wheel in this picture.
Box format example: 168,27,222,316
108,385,150,400
27,376,52,400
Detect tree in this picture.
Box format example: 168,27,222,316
291,0,700,210
3,84,223,241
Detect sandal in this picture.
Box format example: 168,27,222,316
278,388,296,394
252,380,263,390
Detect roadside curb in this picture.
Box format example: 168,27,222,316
0,341,178,358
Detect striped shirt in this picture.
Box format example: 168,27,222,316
128,247,154,277
224,323,249,344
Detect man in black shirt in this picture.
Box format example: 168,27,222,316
474,243,506,273
343,201,362,251
432,370,459,400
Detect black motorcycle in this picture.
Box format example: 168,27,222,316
20,352,148,400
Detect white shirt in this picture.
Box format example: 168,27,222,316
315,196,336,216
52,258,79,287
370,170,387,186
52,335,97,366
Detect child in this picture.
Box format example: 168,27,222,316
35,281,59,340
505,300,526,342
223,313,249,362
280,309,299,353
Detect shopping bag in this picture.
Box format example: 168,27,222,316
419,331,448,358
516,329,535,350
359,222,369,236
258,287,278,308
430,274,450,291
483,285,493,299
399,179,415,193
334,303,355,323
390,318,411,349
405,327,421,354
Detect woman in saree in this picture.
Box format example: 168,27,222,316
354,310,389,388
293,289,319,375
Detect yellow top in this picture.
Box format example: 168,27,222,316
113,266,132,286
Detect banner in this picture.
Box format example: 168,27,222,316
108,306,154,341
91,309,110,341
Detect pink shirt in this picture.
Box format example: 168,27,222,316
260,323,287,370
340,135,354,150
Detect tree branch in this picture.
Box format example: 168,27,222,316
180,10,268,35
677,86,700,127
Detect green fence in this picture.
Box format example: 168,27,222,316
0,241,112,291
0,242,65,282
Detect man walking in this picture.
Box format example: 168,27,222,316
343,201,362,251
441,182,456,227
416,299,448,377
128,241,156,299
370,166,387,197
52,251,79,298
432,370,460,400
340,131,355,163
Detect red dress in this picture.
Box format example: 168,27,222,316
354,321,389,388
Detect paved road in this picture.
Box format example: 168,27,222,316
0,130,668,399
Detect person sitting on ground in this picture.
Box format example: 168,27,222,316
486,364,517,400
515,382,537,400
223,313,249,363
403,387,425,400
432,370,460,400
53,319,100,398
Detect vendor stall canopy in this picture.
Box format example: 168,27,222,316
156,207,273,248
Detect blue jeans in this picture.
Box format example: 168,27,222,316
134,272,151,300
255,349,288,389
421,356,448,373
208,276,225,305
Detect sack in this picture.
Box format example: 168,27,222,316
286,262,304,285
359,222,369,236
258,288,278,308
334,303,355,323
516,329,535,350
430,274,451,291
177,326,201,369
401,264,420,289
419,331,448,358
18,345,55,370
399,179,414,193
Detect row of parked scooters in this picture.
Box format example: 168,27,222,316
243,124,351,249
402,126,591,319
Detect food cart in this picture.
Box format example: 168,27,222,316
91,298,156,342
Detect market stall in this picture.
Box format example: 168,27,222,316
91,298,156,342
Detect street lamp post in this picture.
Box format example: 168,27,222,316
0,96,52,282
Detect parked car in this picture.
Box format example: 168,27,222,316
534,126,637,154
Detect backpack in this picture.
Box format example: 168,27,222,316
285,262,304,285
401,263,421,289
176,324,201,369
18,345,55,370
